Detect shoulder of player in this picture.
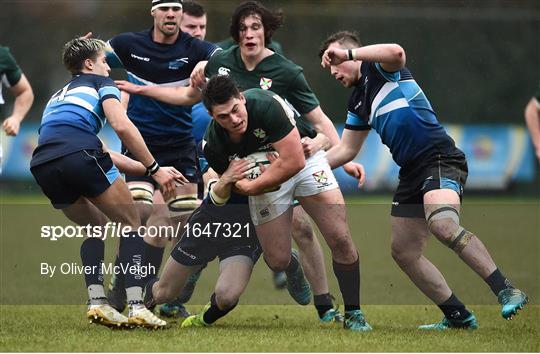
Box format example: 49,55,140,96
266,53,302,73
74,73,116,89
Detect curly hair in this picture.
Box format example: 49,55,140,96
230,1,283,45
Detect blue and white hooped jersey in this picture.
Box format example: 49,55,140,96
30,74,120,167
345,61,459,167
107,29,220,146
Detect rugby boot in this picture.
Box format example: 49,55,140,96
128,301,167,329
181,302,211,328
286,249,312,305
343,309,372,331
418,313,478,330
87,297,129,328
498,288,528,319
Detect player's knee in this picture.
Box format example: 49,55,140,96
391,243,419,266
264,254,290,272
426,205,461,241
167,193,199,219
327,234,356,261
214,287,240,310
153,281,177,304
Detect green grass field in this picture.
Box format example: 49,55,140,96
0,304,538,352
1,194,538,351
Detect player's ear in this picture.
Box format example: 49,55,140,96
239,93,246,104
83,58,93,71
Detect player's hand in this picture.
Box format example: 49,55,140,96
190,61,208,89
222,158,250,184
301,137,322,158
152,167,188,200
343,162,366,187
321,47,348,68
115,80,141,95
2,117,21,136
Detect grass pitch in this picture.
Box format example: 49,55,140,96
0,194,538,351
0,304,538,352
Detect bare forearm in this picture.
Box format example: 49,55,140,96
251,158,302,192
109,151,145,175
10,75,34,122
351,44,405,66
139,86,200,106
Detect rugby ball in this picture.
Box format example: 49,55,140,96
244,152,271,180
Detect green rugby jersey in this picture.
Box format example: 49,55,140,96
0,46,22,106
203,88,296,174
205,46,318,138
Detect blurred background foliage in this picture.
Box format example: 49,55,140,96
1,0,539,125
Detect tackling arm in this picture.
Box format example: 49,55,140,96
114,80,202,106
524,97,540,162
326,129,369,169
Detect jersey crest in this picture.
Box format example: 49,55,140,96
218,67,231,76
259,77,272,90
253,128,266,139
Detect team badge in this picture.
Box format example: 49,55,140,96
168,58,189,70
312,170,328,184
218,67,231,76
253,128,266,139
260,77,272,90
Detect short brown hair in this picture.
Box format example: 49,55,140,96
318,31,362,58
62,37,107,74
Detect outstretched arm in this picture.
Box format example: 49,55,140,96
326,129,369,169
115,80,202,106
321,43,406,73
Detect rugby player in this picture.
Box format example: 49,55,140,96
197,75,372,331
104,0,220,316
319,31,529,329
30,37,187,328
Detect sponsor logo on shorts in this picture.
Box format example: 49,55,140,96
259,208,270,218
260,77,272,90
176,246,196,260
312,170,331,187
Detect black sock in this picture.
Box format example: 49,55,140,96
438,293,471,321
485,268,513,296
332,256,360,312
80,238,104,288
119,231,146,288
314,293,334,318
202,293,237,324
112,254,124,288
284,252,300,276
143,242,165,279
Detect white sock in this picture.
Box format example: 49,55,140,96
126,286,143,304
87,284,105,300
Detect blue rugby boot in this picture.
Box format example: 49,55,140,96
498,288,528,320
286,249,312,305
418,313,478,330
320,307,345,323
343,309,372,331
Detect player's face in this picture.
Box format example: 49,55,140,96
153,6,182,37
90,51,111,77
211,95,248,138
238,14,265,59
327,42,361,88
180,13,207,40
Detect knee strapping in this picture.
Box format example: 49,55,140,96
167,194,199,218
129,183,154,204
426,205,460,229
448,227,474,253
